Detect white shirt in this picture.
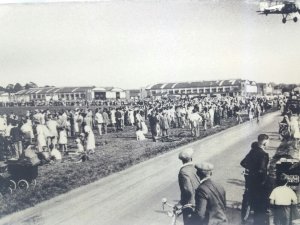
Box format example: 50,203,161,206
47,120,58,137
269,185,297,205
95,112,104,124
190,113,202,122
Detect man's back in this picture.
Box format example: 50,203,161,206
195,179,227,225
178,163,201,206
240,142,269,175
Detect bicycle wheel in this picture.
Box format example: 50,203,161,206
8,180,16,190
18,180,29,190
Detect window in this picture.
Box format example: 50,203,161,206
151,91,156,95
61,94,65,98
75,94,79,98
37,95,41,99
175,90,179,94
212,88,217,93
192,89,198,93
180,89,185,94
218,88,223,92
225,88,230,92
199,89,203,93
205,89,210,93
81,93,86,98
187,89,192,94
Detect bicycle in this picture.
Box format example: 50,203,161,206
161,198,193,225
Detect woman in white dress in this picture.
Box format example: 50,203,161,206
36,121,47,152
58,127,68,153
129,109,135,126
84,125,95,153
110,108,116,131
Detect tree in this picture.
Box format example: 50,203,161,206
13,83,23,92
24,82,38,89
0,86,5,92
6,84,14,93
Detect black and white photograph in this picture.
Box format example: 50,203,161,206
0,0,300,224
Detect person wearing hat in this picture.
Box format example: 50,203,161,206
178,148,201,225
240,134,270,225
194,162,227,225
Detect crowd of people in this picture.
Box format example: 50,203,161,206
0,96,278,162
174,94,299,225
178,132,299,225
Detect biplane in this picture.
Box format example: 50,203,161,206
258,0,300,23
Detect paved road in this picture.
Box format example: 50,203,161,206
0,112,281,225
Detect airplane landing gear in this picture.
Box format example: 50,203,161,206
282,18,287,23
293,17,298,22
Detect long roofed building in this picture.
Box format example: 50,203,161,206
146,79,258,98
14,86,126,102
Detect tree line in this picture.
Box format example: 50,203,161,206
0,82,38,93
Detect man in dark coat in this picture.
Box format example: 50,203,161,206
10,120,23,159
178,148,201,225
148,110,159,142
194,162,227,225
240,134,270,225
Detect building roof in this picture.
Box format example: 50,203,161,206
146,79,253,90
15,86,94,95
15,86,125,95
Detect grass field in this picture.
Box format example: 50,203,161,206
0,107,277,217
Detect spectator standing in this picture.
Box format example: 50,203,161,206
269,173,298,225
102,108,110,134
95,108,104,136
160,112,170,137
21,117,34,144
58,127,68,153
36,120,48,152
46,115,58,148
240,134,270,225
10,120,23,159
148,110,159,142
110,108,116,132
178,148,201,225
85,125,95,154
208,106,215,128
190,109,202,137
195,162,227,225
115,108,123,131
128,108,135,126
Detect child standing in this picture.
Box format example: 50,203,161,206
58,127,68,154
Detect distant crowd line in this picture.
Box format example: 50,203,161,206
0,96,280,162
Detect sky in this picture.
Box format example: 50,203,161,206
0,0,299,89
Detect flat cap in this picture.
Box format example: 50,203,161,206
195,162,214,171
178,148,194,160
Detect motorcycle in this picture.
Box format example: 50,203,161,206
161,198,193,225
